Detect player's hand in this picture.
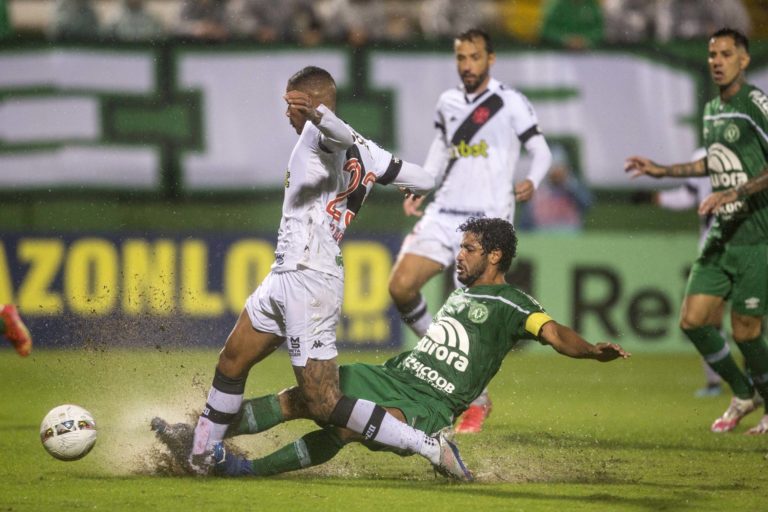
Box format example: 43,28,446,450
284,90,321,124
624,156,665,179
592,342,631,362
514,179,535,202
403,194,426,217
698,189,738,215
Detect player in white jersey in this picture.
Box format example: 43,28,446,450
180,66,472,480
388,28,552,433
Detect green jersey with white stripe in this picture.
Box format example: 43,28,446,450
385,284,550,416
702,83,768,246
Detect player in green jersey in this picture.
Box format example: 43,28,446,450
152,217,629,480
625,28,768,434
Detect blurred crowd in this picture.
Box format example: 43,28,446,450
1,0,766,46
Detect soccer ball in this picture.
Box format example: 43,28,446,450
40,404,97,461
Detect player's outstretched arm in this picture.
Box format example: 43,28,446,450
625,156,706,180
539,321,631,362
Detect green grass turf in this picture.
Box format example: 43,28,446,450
1,348,765,511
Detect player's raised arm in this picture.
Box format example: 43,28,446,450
284,90,354,151
538,320,630,362
625,156,707,179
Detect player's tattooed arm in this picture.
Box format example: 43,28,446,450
661,158,707,177
625,156,706,179
699,167,768,215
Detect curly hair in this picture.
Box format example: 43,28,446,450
458,217,517,272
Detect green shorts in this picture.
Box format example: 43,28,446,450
339,363,454,436
685,243,768,315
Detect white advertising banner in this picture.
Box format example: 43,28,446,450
1,45,767,191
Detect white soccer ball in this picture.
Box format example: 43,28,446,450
40,404,97,461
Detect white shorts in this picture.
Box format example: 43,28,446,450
397,211,469,268
244,269,343,367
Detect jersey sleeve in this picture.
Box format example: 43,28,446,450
747,88,768,155
507,90,542,143
315,105,354,152
502,288,551,341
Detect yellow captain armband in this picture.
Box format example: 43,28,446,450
525,312,553,337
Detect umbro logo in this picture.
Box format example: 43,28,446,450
312,340,324,349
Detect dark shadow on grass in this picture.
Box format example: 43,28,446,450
498,430,762,454
305,478,700,512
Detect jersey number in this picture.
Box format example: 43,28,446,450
325,157,376,227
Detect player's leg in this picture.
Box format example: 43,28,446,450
0,304,32,357
227,386,304,437
215,427,348,477
389,253,444,337
389,216,456,338
695,303,726,397
680,294,753,398
455,388,492,433
218,405,411,478
728,245,768,433
295,357,441,458
189,309,284,471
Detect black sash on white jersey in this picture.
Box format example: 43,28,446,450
440,93,504,185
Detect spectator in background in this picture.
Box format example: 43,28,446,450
176,0,229,41
602,0,656,44
48,0,100,40
0,0,11,39
539,0,604,50
655,0,750,42
316,0,417,46
517,146,592,233
227,0,322,45
103,0,165,42
419,0,489,41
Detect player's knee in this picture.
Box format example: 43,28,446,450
732,316,763,342
388,273,418,306
679,309,707,331
217,345,246,377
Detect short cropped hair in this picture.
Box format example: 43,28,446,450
711,28,749,53
456,28,494,55
458,217,517,272
287,66,336,91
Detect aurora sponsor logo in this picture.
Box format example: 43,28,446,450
415,317,471,371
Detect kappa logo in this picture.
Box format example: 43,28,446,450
311,340,324,349
745,297,760,310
